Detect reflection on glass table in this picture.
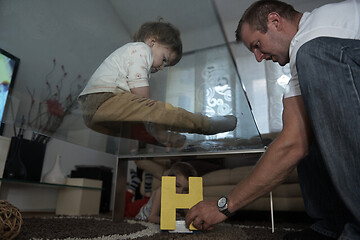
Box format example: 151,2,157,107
74,41,265,158
115,44,264,158
3,42,264,158
0,0,263,158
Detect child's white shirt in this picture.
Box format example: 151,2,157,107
79,42,153,96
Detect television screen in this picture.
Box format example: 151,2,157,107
0,48,20,125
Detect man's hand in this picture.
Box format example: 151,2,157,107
185,200,227,231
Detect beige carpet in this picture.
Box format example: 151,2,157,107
14,214,310,240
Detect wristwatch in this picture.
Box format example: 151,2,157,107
217,195,232,217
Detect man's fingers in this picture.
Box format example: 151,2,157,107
202,221,213,231
185,206,197,227
192,218,205,230
185,206,214,231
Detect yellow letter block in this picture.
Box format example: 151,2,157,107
160,176,203,230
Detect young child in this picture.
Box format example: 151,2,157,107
125,162,198,224
78,20,237,148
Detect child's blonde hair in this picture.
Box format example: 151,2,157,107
133,19,182,66
167,162,198,179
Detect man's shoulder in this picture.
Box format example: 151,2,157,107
289,0,360,77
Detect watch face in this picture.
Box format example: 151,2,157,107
218,197,227,208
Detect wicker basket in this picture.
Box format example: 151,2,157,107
0,200,23,240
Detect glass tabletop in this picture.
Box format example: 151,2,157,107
1,0,263,158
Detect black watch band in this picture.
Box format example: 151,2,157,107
220,208,232,217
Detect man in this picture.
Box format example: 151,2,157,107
185,0,360,239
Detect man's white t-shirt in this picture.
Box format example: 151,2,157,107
79,42,153,96
285,0,360,98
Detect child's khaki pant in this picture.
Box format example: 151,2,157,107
79,92,211,140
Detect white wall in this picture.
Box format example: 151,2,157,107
0,0,130,153
0,0,131,212
0,0,130,91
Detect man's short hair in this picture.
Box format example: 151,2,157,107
236,0,298,42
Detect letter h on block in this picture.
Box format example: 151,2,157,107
160,176,203,230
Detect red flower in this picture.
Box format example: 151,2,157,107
46,99,64,117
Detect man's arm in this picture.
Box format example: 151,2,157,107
227,95,313,211
186,95,313,230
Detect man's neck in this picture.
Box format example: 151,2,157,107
286,13,303,39
295,13,303,32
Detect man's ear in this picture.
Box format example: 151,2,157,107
267,12,282,31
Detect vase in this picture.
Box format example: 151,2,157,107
42,155,66,184
19,136,47,182
3,137,27,179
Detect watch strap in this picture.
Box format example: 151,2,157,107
220,208,232,217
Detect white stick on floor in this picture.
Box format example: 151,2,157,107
270,191,274,233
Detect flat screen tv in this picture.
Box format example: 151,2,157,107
0,48,20,133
